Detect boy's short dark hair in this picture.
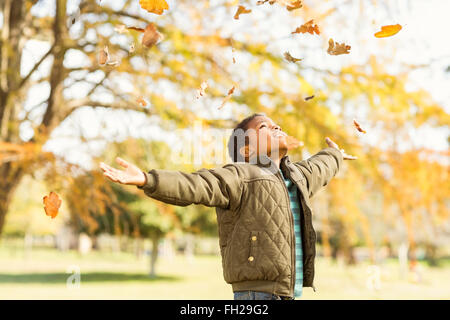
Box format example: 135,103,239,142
228,112,266,162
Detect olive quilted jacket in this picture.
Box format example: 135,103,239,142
137,147,343,297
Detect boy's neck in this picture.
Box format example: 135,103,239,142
249,151,287,169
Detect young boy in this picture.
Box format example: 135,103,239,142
99,113,357,300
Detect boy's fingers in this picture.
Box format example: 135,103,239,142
101,164,117,175
100,162,116,173
104,172,118,182
325,137,338,148
116,157,129,168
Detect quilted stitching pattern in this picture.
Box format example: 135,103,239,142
219,177,294,285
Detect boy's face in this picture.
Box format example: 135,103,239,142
241,115,289,160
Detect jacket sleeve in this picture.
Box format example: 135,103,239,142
293,147,343,198
136,164,243,210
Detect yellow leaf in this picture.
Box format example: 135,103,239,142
374,24,402,38
139,0,169,15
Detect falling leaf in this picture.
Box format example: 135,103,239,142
114,25,128,34
286,135,304,150
232,48,236,63
218,86,235,109
257,0,302,11
292,19,320,35
196,81,208,99
231,39,237,64
286,0,302,11
98,46,109,65
234,5,251,20
127,26,146,33
284,51,302,63
256,0,275,5
304,95,315,101
67,7,80,27
129,42,136,54
136,97,147,107
106,60,119,66
98,46,119,66
353,119,367,134
374,24,402,38
43,191,62,219
327,38,351,55
142,23,163,48
139,0,169,15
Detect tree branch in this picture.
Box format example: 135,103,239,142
63,98,154,120
17,43,55,90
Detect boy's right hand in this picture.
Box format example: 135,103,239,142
325,137,357,160
99,157,147,186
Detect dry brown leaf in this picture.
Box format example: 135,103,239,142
257,0,302,11
327,38,351,55
292,19,320,35
284,51,302,63
142,23,163,48
286,0,302,11
114,25,127,34
98,46,119,66
43,191,62,219
353,119,367,134
136,97,148,107
234,5,252,20
129,42,136,54
67,7,80,26
127,26,146,33
218,86,235,109
196,81,208,99
98,46,109,65
256,0,276,5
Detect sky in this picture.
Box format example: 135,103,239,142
6,0,450,170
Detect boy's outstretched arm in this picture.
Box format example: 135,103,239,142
293,137,356,199
100,158,242,210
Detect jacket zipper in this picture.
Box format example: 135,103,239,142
276,169,296,298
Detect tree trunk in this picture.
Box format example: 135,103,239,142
0,0,67,235
149,235,160,278
0,162,25,234
0,0,25,138
37,0,67,137
424,242,439,267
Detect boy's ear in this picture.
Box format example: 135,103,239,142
239,145,248,159
239,145,254,160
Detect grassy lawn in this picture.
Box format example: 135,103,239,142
0,246,449,299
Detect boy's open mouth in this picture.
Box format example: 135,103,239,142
272,131,287,138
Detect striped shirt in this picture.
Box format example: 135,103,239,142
280,169,303,298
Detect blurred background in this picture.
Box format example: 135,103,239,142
0,0,449,299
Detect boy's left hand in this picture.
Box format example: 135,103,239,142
325,137,357,160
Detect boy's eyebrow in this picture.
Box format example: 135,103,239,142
248,118,266,128
255,119,269,125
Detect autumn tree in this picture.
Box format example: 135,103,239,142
1,0,448,271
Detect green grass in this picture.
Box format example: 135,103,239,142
0,246,449,299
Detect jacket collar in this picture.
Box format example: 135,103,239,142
251,154,292,175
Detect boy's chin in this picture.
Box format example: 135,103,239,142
268,146,289,156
